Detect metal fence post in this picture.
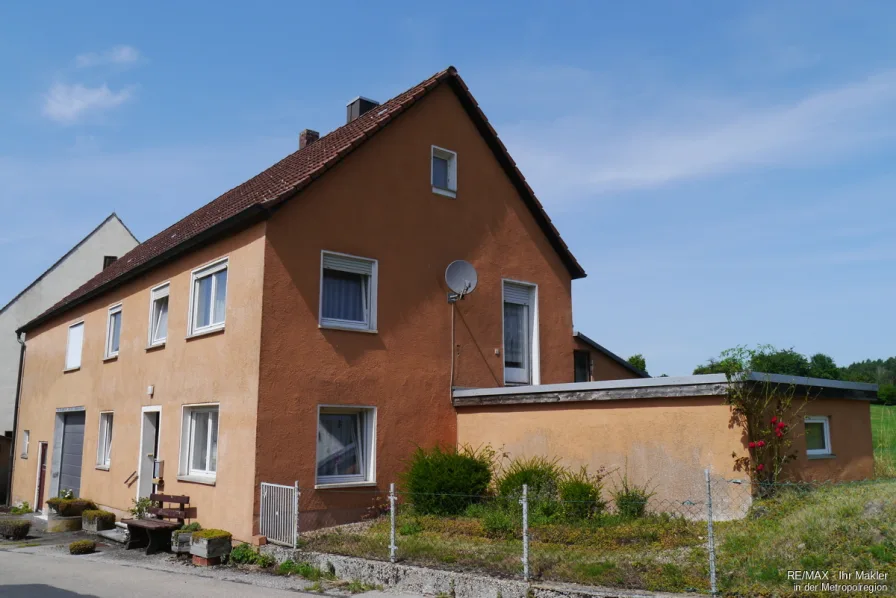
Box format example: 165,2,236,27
705,468,717,595
520,483,529,582
389,483,397,563
294,481,300,549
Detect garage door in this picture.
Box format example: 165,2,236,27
59,411,85,498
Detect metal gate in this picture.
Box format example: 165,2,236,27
260,482,298,547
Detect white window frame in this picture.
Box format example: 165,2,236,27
65,321,84,371
20,430,29,459
179,403,220,481
804,415,832,456
147,282,170,347
315,405,377,488
502,279,540,386
431,145,457,198
318,251,378,333
96,412,113,469
187,258,228,337
104,303,123,359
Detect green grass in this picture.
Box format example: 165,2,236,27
302,480,896,596
872,404,896,476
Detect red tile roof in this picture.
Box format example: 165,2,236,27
20,66,584,333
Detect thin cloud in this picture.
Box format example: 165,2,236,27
75,45,141,69
500,70,896,200
42,83,135,124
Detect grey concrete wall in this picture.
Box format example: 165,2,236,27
0,215,138,436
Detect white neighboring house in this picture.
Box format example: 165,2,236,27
0,213,138,503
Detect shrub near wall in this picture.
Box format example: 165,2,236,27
0,519,31,540
47,498,97,517
401,445,493,515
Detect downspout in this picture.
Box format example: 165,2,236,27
5,332,25,505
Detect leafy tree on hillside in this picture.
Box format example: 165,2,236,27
807,353,840,380
750,349,810,376
627,354,647,375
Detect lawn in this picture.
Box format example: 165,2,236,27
300,480,896,596
873,404,896,475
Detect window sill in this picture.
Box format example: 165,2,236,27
95,465,110,471
314,481,377,490
177,474,216,486
186,326,225,341
432,186,456,198
319,323,378,334
63,367,80,374
145,342,166,352
807,453,836,460
103,355,118,363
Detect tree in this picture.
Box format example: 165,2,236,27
750,348,810,376
627,354,647,374
807,353,839,380
879,384,896,406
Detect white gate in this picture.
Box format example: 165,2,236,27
260,481,298,547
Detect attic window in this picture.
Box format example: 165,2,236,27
103,256,117,270
431,146,457,198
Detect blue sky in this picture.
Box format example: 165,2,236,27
1,2,894,375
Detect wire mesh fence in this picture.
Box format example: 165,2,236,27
268,473,896,596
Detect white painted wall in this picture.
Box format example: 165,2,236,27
0,214,139,436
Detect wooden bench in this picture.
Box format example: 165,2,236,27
122,493,192,555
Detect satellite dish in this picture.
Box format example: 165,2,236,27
445,260,478,299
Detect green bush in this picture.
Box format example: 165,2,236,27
69,539,96,555
481,508,515,539
399,520,422,536
10,502,31,515
82,510,115,526
276,559,334,580
401,444,493,515
612,473,655,519
46,498,97,517
230,542,258,564
496,455,563,501
192,529,232,541
0,519,31,540
559,467,606,521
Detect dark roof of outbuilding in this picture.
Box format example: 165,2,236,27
574,331,650,378
20,66,584,333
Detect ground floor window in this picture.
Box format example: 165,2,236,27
180,405,219,479
96,412,113,468
316,406,376,485
804,415,832,456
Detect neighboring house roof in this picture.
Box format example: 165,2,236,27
574,331,649,378
20,66,585,334
1,213,138,317
452,372,879,406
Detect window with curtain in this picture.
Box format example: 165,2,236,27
65,322,84,370
503,281,535,384
190,259,228,334
96,413,113,467
316,407,375,484
105,304,122,358
149,283,169,346
320,252,377,331
185,406,219,477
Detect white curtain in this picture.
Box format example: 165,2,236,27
322,270,367,322
212,270,227,324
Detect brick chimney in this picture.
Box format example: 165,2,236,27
299,129,320,149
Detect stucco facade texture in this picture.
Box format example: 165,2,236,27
255,84,576,529
1,215,138,437
457,394,874,518
11,225,265,540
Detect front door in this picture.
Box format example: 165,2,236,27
137,410,161,499
59,411,85,498
36,443,48,511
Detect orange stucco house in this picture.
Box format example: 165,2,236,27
9,67,877,541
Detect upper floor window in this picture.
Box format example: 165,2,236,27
102,255,118,270
65,321,84,371
574,350,591,382
189,258,228,336
805,416,832,457
105,304,122,359
431,146,457,198
319,251,377,332
148,283,170,347
20,430,29,459
503,281,538,385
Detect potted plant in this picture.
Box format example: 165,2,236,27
82,509,116,533
172,522,201,554
190,529,232,564
129,497,152,520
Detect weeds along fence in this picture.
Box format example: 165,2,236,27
263,475,896,596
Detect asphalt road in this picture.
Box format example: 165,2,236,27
0,550,416,597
